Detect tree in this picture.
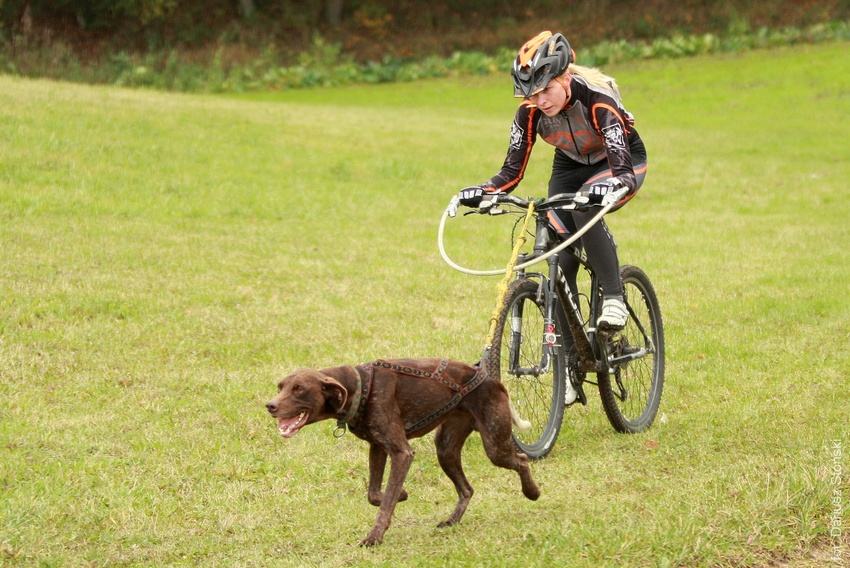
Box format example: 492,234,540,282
325,0,342,26
238,0,255,19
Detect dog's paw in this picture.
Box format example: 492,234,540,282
359,531,383,547
523,483,541,501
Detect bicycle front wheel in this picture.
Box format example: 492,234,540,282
598,265,665,433
490,277,567,459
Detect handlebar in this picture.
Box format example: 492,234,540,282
446,187,628,219
439,186,629,277
477,187,628,215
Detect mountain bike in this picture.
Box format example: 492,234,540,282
439,190,665,459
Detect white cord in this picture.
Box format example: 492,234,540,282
437,200,615,277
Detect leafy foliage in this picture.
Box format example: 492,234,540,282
1,0,179,28
2,17,849,92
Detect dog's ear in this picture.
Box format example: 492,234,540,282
319,376,348,415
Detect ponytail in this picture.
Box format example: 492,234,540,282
568,63,622,101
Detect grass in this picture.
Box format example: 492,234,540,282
1,42,849,566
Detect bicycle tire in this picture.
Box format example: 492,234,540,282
490,277,567,459
597,265,665,433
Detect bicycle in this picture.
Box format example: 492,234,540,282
439,189,665,459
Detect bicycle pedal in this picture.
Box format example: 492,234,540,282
574,383,588,406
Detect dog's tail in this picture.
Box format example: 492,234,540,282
482,351,532,432
509,401,532,432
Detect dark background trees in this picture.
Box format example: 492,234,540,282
2,1,848,64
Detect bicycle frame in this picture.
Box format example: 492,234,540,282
512,214,610,377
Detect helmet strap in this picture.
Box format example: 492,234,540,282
556,74,572,107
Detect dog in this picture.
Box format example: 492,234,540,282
265,357,540,546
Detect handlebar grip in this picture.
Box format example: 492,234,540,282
609,186,630,203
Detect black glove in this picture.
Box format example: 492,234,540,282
458,186,486,208
587,178,625,205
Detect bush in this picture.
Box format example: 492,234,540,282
1,18,849,92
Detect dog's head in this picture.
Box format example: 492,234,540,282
265,369,349,438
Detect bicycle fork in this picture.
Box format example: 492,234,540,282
537,256,563,375
504,268,553,377
521,219,572,377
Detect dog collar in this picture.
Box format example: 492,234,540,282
335,365,368,437
341,371,363,424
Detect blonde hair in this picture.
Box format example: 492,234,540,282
568,63,622,101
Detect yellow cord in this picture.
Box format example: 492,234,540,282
484,201,536,347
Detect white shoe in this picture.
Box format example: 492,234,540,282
599,297,628,330
564,380,578,405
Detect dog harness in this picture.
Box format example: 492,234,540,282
335,359,486,438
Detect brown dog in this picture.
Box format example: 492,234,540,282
265,357,540,546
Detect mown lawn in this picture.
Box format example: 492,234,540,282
1,42,848,567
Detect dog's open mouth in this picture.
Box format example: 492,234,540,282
277,412,308,438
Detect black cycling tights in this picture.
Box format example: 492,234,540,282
546,138,647,302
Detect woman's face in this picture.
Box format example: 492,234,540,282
529,78,569,117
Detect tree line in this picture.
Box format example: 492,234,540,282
3,1,848,66
0,1,525,34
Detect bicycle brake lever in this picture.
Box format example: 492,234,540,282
463,206,505,216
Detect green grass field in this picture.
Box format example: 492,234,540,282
1,42,848,567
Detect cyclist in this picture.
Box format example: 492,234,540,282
457,31,647,336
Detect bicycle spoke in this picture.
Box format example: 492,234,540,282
493,278,566,459
598,265,665,433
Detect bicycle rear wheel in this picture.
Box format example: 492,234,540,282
490,277,567,459
598,265,665,433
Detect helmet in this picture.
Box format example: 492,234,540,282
512,31,573,98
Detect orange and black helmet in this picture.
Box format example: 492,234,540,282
512,31,573,98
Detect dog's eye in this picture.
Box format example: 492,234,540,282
292,385,304,395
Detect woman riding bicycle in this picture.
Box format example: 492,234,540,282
457,31,648,336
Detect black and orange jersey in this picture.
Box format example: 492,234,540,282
483,74,639,194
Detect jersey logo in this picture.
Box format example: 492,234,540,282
601,123,626,151
510,121,525,150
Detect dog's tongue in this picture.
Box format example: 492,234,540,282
277,412,308,438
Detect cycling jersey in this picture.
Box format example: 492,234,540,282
483,74,639,194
